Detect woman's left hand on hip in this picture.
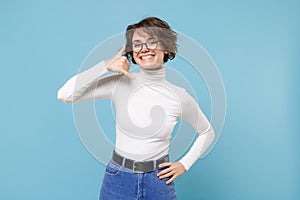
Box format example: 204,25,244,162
157,162,187,184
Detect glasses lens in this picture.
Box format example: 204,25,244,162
132,43,142,52
147,40,158,50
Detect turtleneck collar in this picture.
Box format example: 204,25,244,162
139,67,166,82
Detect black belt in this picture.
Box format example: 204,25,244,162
112,150,169,173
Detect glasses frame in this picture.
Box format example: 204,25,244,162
131,39,160,53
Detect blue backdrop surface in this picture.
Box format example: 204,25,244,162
1,0,299,199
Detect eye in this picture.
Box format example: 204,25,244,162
133,43,142,48
149,40,158,45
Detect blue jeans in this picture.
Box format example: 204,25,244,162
99,159,177,200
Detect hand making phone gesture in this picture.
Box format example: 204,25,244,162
104,45,135,79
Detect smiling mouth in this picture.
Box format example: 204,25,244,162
139,54,155,60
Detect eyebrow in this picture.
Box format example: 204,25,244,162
132,37,156,42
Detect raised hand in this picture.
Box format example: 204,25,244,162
105,45,135,79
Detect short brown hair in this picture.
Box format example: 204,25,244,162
125,17,177,64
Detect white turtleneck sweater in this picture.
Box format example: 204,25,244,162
57,61,215,171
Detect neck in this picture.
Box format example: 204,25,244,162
139,66,166,82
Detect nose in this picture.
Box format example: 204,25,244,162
141,43,149,53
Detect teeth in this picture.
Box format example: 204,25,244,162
141,55,154,59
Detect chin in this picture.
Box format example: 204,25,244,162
138,63,162,70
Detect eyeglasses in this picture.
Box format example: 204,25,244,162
132,39,160,53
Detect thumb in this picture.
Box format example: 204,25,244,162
119,68,136,80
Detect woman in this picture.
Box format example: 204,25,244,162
57,17,215,200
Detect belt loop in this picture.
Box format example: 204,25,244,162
121,157,125,166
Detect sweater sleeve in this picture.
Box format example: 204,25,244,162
178,90,215,171
57,61,120,103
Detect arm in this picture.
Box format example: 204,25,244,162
178,90,215,171
57,45,135,103
57,61,115,103
156,90,215,184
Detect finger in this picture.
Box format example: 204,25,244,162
158,162,172,168
120,58,134,78
120,55,127,60
125,72,136,80
166,175,177,185
124,57,131,69
118,55,130,71
159,171,175,179
157,166,173,176
119,69,136,80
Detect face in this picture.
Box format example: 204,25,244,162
132,29,165,70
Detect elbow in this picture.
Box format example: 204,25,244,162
202,125,215,141
57,89,74,104
209,126,216,141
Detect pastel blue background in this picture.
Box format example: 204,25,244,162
1,0,299,200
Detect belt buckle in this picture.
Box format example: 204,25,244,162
132,161,144,173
